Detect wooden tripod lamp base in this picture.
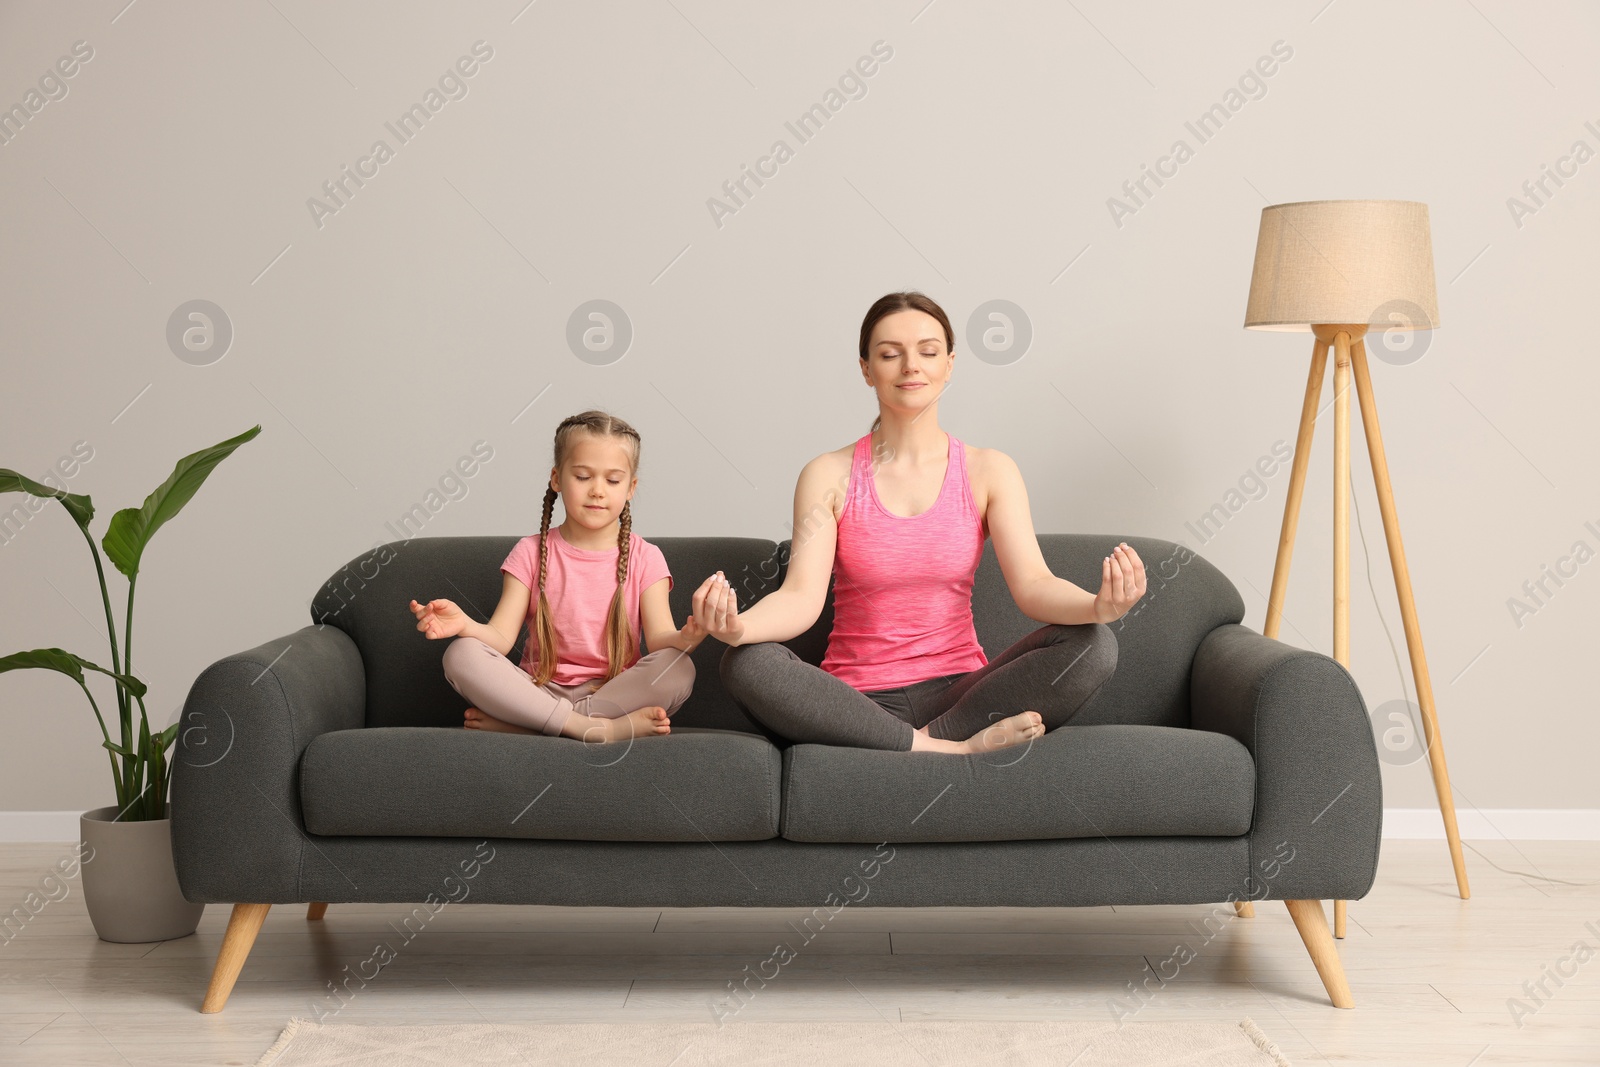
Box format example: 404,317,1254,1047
1266,324,1472,933
1244,201,1470,936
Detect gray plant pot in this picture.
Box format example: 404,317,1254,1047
80,803,205,943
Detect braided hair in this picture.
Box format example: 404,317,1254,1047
530,410,642,687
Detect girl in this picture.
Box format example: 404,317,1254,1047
411,410,702,743
694,291,1147,755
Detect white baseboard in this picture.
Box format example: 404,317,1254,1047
5,808,1599,843
1381,808,1600,841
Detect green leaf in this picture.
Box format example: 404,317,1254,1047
102,739,136,758
0,470,94,531
0,648,147,697
101,425,261,581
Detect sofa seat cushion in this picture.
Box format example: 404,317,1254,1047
301,726,782,842
779,724,1253,843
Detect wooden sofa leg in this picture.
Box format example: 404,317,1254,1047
201,903,272,1013
1333,899,1347,938
306,902,328,920
1233,900,1256,917
1284,899,1353,1008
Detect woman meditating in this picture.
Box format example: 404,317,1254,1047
692,290,1147,756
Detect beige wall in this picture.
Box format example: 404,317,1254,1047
2,1,1596,818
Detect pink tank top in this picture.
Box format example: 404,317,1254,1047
820,431,989,691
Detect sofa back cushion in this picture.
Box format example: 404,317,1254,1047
781,533,1244,730
310,534,783,733
311,531,1242,733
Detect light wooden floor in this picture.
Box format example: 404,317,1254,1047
2,838,1597,1066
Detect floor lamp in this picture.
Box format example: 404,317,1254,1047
1241,200,1470,939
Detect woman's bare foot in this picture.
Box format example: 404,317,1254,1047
560,705,672,744
463,707,535,734
907,711,1044,755
964,710,1044,754
909,729,969,754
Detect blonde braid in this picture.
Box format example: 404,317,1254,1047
604,501,634,681
616,501,632,585
531,485,560,686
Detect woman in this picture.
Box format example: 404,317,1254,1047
692,291,1146,755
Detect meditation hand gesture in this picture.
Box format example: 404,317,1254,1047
1092,543,1147,624
410,598,467,640
691,570,744,646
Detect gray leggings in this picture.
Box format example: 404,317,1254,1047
442,636,695,737
720,623,1117,751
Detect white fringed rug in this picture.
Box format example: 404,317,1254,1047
255,1017,1292,1066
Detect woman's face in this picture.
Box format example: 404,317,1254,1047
861,308,952,420
550,433,637,532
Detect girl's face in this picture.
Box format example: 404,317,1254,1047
861,309,952,419
550,433,637,532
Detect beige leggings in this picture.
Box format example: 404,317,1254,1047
441,636,695,737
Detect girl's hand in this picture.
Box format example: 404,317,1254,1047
410,598,467,640
691,571,745,646
1092,543,1147,624
679,613,707,652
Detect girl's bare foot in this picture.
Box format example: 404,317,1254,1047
561,705,672,744
964,710,1044,754
463,707,535,734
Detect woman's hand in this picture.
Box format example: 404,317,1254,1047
1092,543,1147,624
410,598,467,640
691,571,745,646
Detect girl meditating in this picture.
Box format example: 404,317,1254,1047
694,291,1146,755
411,410,702,743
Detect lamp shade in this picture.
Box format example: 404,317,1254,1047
1244,200,1440,332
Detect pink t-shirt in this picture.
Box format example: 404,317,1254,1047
500,526,672,686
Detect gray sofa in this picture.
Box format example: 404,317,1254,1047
170,533,1380,1013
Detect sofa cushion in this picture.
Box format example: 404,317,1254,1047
778,724,1253,843
300,726,782,842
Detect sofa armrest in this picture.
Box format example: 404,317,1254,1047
170,624,365,903
1190,623,1382,902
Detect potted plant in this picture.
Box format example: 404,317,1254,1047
0,425,261,943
